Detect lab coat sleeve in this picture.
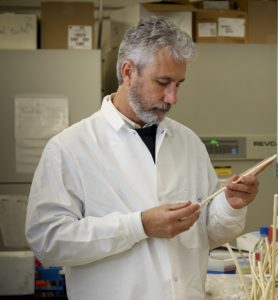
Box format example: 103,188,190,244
206,192,247,250
25,138,148,267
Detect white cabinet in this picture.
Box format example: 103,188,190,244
0,50,101,186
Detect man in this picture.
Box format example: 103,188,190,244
26,17,259,300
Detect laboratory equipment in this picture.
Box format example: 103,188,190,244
236,231,260,252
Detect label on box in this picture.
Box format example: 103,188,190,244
218,18,245,38
68,25,92,49
198,23,217,37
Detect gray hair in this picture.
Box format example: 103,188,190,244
116,16,195,85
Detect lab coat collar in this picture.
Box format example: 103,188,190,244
101,94,171,136
158,117,172,137
101,94,127,132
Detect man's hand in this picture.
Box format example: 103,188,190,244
141,201,200,238
225,174,259,209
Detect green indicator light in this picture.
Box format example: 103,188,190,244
210,139,219,146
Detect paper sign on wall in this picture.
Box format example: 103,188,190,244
218,18,245,37
198,22,217,37
15,95,68,173
68,25,92,49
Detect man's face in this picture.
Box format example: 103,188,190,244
127,48,186,125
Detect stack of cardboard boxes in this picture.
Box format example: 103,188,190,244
194,6,247,43
109,0,276,46
110,3,195,48
0,1,95,50
0,0,276,49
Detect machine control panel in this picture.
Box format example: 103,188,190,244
201,135,277,161
201,137,246,160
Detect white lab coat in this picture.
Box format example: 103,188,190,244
26,95,247,300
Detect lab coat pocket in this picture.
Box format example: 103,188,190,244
179,210,208,249
159,188,190,204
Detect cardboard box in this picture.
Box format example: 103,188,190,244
231,0,248,11
0,13,37,49
110,3,195,49
41,1,94,49
194,9,247,43
247,0,277,44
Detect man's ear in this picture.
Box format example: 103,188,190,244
121,60,136,86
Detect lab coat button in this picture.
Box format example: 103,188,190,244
174,276,178,282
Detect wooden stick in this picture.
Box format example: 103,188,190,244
238,154,277,178
239,249,249,267
249,252,258,299
258,260,266,297
199,186,226,208
265,277,274,300
262,237,271,273
200,154,277,208
225,243,251,300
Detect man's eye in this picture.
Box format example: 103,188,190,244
156,80,169,86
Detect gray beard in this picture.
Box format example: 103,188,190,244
128,87,170,125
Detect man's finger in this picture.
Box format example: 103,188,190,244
170,203,200,220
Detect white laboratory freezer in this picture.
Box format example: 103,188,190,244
0,49,101,186
0,50,102,250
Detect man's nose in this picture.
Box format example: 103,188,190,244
164,85,177,105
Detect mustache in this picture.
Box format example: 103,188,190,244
150,103,171,112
